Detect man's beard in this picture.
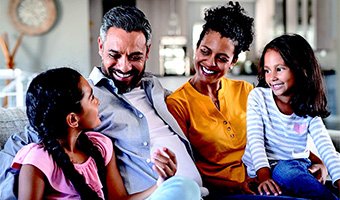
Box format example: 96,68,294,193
100,63,145,94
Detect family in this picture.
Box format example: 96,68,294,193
0,1,339,200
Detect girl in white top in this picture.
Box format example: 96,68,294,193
242,34,340,200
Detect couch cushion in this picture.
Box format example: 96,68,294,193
0,107,28,149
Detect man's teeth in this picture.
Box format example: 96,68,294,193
202,66,215,74
115,71,131,78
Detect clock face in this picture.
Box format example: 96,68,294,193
17,0,49,27
9,0,57,35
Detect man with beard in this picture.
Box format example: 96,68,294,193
0,6,205,200
88,5,206,198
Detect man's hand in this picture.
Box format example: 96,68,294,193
308,163,328,184
151,147,177,186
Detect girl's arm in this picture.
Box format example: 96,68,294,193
105,148,129,199
18,164,45,200
106,147,177,200
246,89,281,195
105,147,155,200
309,117,340,189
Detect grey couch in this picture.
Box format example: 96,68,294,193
1,106,340,151
0,107,28,150
0,106,339,199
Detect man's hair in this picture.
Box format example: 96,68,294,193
100,6,152,46
196,1,254,62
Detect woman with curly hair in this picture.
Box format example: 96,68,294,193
166,1,325,199
12,67,188,200
166,1,255,196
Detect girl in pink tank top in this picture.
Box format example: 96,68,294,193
12,67,180,200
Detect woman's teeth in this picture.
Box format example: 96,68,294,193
202,66,215,74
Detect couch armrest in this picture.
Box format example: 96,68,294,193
0,107,28,149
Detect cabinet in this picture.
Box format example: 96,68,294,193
315,0,336,50
324,70,337,115
278,0,336,50
159,36,190,76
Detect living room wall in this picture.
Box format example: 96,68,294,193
0,0,91,76
1,0,339,123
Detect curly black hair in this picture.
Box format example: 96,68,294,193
197,1,254,62
257,34,330,118
26,67,106,199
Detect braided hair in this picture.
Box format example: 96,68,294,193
25,67,107,199
197,1,254,62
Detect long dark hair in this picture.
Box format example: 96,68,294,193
257,34,330,118
197,1,254,62
26,67,106,199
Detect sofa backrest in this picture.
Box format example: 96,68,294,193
0,107,28,149
0,106,339,152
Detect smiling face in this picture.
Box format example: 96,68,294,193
264,49,296,102
194,31,235,85
77,77,101,130
98,27,149,93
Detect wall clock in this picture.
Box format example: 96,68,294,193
9,0,57,35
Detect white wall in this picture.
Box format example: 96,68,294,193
335,0,340,118
255,0,275,55
254,0,339,120
89,0,103,69
137,0,188,75
0,0,91,76
1,0,339,117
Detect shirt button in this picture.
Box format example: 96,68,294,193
146,159,151,163
138,113,143,118
230,134,235,138
227,127,231,131
143,141,148,146
223,121,228,125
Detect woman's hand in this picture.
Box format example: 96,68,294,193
258,178,281,196
241,177,257,195
151,147,177,186
335,179,340,191
308,152,328,184
308,163,328,184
